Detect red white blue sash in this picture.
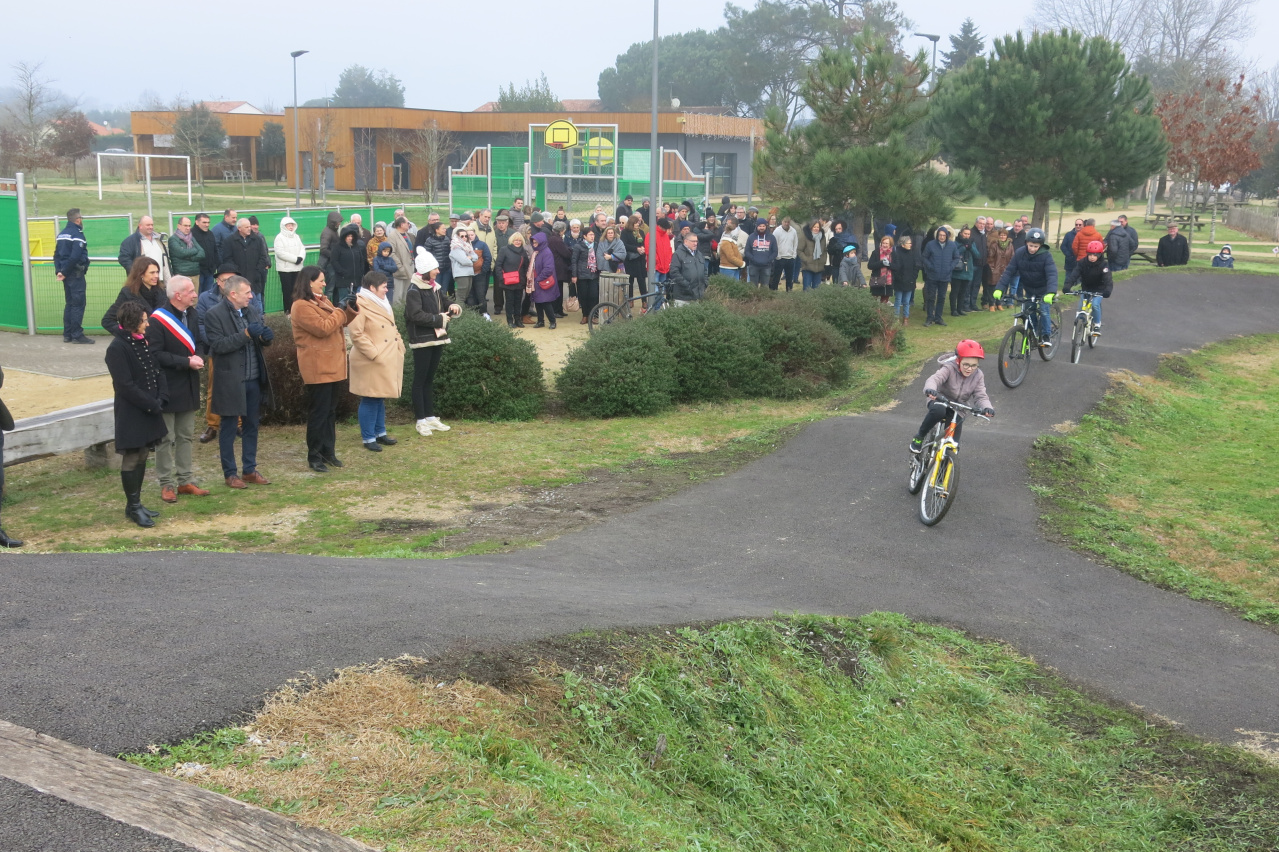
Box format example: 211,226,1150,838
151,307,195,355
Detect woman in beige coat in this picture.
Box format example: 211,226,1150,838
347,270,405,452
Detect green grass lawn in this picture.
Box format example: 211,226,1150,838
1030,334,1279,625
124,614,1279,851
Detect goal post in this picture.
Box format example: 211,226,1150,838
96,152,192,219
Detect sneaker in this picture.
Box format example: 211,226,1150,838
1093,323,1102,334
482,313,492,321
426,416,450,432
909,437,924,455
415,419,433,436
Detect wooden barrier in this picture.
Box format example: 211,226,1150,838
2,399,114,468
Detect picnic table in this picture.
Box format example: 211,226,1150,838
1144,212,1205,231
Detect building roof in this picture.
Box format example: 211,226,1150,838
199,101,276,115
87,121,114,136
473,98,603,113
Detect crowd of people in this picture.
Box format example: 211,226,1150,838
36,191,1195,534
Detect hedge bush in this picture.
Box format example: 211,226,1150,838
557,320,680,418
746,311,852,399
397,311,546,421
803,286,895,352
706,274,777,304
645,301,776,402
259,312,360,426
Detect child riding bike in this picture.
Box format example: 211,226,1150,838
909,339,996,454
994,227,1058,344
1061,239,1113,334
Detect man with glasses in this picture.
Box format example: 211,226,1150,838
54,208,94,344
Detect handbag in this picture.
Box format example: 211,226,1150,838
472,254,483,274
565,296,580,313
870,270,890,296
538,277,556,290
502,270,521,286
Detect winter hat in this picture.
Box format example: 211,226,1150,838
531,212,545,225
843,243,858,255
280,216,297,229
414,246,438,275
378,241,392,253
1219,244,1232,254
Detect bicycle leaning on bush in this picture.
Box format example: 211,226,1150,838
587,288,666,334
993,292,1062,388
1068,291,1102,364
906,395,991,526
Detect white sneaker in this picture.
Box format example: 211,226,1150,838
482,313,492,321
426,416,450,432
415,419,433,436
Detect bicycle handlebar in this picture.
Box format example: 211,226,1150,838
928,394,992,420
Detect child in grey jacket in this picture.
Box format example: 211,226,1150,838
838,243,866,288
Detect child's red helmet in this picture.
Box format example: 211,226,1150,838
955,339,985,359
1086,240,1105,254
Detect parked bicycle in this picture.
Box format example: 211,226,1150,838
995,293,1062,388
907,395,991,526
587,288,665,334
1069,290,1103,364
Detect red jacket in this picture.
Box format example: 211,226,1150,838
647,228,673,274
1072,225,1102,260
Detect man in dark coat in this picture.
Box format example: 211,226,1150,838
1060,217,1082,280
668,232,710,304
53,207,94,344
220,218,269,312
204,276,273,489
548,223,572,318
191,213,220,293
1155,223,1190,267
615,194,634,223
146,275,210,504
211,209,238,261
196,262,238,444
118,216,171,278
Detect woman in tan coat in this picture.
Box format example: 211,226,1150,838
348,270,406,452
290,265,358,472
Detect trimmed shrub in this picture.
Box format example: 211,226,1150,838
557,320,679,418
646,301,775,402
259,312,360,426
398,311,546,421
706,274,778,304
803,286,896,352
746,311,852,399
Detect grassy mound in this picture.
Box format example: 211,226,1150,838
127,615,1279,850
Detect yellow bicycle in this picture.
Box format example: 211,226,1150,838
907,396,991,526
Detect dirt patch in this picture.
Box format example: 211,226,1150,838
406,425,804,554
3,371,114,419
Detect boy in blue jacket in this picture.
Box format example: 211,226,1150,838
373,242,400,302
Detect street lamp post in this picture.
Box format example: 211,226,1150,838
913,33,941,91
647,0,659,286
291,50,309,206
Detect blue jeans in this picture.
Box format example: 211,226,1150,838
219,378,262,477
924,278,948,322
801,269,822,290
650,272,667,311
62,275,86,339
198,271,216,294
1033,299,1052,340
1110,261,1128,272
893,289,914,318
720,267,740,280
358,397,387,443
745,263,771,286
1080,293,1102,325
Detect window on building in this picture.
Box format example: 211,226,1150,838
702,153,737,196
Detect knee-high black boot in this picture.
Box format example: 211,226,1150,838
122,467,155,528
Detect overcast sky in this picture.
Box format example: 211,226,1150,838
15,0,1279,113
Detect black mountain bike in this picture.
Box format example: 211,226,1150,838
1068,290,1102,364
996,293,1063,388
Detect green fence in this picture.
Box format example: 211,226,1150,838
0,195,25,332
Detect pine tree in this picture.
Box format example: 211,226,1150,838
941,19,984,71
755,31,976,234
931,29,1168,228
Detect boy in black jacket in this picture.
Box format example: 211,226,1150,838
1062,239,1114,333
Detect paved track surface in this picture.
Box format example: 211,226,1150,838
2,272,1278,849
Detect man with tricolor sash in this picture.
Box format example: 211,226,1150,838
146,275,210,504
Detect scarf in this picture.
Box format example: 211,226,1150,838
812,233,822,259
174,229,195,249
878,248,893,288
586,241,598,273
358,287,393,316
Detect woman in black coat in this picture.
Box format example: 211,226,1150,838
105,301,168,528
327,224,368,304
495,232,530,328
620,217,648,301
102,256,165,333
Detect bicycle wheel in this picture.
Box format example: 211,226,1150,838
1070,314,1088,364
1087,314,1099,349
587,302,622,334
1039,301,1063,361
919,447,960,526
998,326,1031,388
907,424,942,495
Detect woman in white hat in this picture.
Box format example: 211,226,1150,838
404,247,461,436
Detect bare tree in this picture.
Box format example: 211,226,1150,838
158,99,227,208
1253,63,1279,127
402,119,458,203
1034,0,1150,55
299,108,345,204
1,61,72,178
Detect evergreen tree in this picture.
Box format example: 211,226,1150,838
931,29,1168,227
756,31,976,235
259,121,286,185
331,65,405,108
942,19,984,71
496,73,563,112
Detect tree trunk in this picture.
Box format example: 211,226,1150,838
1188,172,1199,250
1031,196,1051,230
1209,187,1218,243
